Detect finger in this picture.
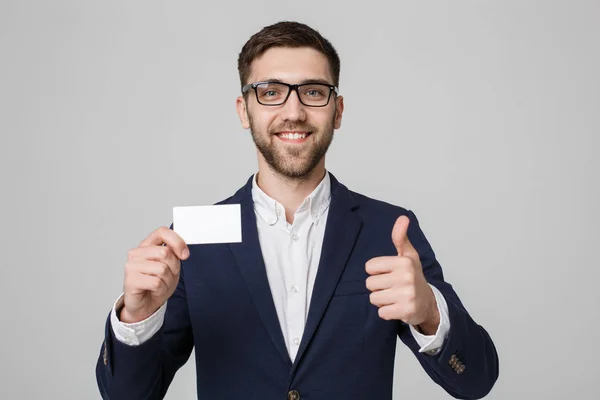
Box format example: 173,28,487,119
369,288,396,307
365,273,392,292
128,246,180,275
391,215,410,256
378,303,402,321
131,272,170,296
392,216,419,258
127,260,175,291
140,226,190,260
365,256,398,275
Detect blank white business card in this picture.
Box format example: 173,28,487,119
173,204,242,245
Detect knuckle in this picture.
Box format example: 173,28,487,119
159,264,170,279
403,269,415,283
158,246,170,260
171,260,181,275
124,261,135,274
154,264,165,279
406,286,416,300
123,274,137,292
378,308,390,320
151,277,162,291
127,248,137,261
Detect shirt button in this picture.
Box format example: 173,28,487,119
291,285,299,293
293,337,300,345
291,234,299,241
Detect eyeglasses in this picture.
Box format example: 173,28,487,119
241,81,339,107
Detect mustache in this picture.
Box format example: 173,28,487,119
269,123,317,134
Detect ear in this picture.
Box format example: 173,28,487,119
333,95,344,129
236,96,250,129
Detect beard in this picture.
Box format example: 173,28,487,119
248,113,335,180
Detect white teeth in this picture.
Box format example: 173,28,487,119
280,132,307,140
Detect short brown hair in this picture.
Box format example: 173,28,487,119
237,21,341,89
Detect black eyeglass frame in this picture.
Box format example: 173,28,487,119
241,81,339,107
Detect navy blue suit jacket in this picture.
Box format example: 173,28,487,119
96,173,498,399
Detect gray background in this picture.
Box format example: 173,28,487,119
1,0,598,399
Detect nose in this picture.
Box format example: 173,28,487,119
280,89,306,122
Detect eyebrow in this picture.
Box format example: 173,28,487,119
257,78,334,86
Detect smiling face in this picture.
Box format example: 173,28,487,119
236,47,344,180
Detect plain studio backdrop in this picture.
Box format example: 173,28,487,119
1,1,598,399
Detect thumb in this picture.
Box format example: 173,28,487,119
391,215,410,256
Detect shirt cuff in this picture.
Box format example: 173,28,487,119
409,284,450,355
110,294,167,346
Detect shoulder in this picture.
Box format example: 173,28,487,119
348,188,411,220
344,185,428,240
212,175,254,205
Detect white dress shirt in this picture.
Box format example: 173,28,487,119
111,171,450,361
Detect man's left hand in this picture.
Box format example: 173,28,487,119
365,215,440,334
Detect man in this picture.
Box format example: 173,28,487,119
96,21,498,399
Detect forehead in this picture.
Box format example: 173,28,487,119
249,47,333,84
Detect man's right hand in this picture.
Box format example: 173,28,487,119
120,226,190,323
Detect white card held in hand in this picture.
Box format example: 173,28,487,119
173,204,242,245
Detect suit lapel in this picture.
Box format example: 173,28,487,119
227,178,292,368
292,174,362,371
225,174,362,371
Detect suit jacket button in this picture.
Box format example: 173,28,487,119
288,390,300,400
449,354,457,366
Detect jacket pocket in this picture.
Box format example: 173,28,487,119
333,279,370,296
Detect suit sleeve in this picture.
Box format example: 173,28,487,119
397,210,499,400
95,265,194,400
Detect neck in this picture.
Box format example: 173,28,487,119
256,158,326,224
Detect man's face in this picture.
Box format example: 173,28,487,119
236,47,344,179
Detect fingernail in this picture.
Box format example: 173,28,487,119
182,248,190,259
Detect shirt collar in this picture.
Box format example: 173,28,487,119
251,171,332,226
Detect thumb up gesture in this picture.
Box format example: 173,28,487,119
366,215,440,333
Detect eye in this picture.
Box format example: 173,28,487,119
303,86,327,98
257,85,285,100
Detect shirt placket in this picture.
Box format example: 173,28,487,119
285,212,309,362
